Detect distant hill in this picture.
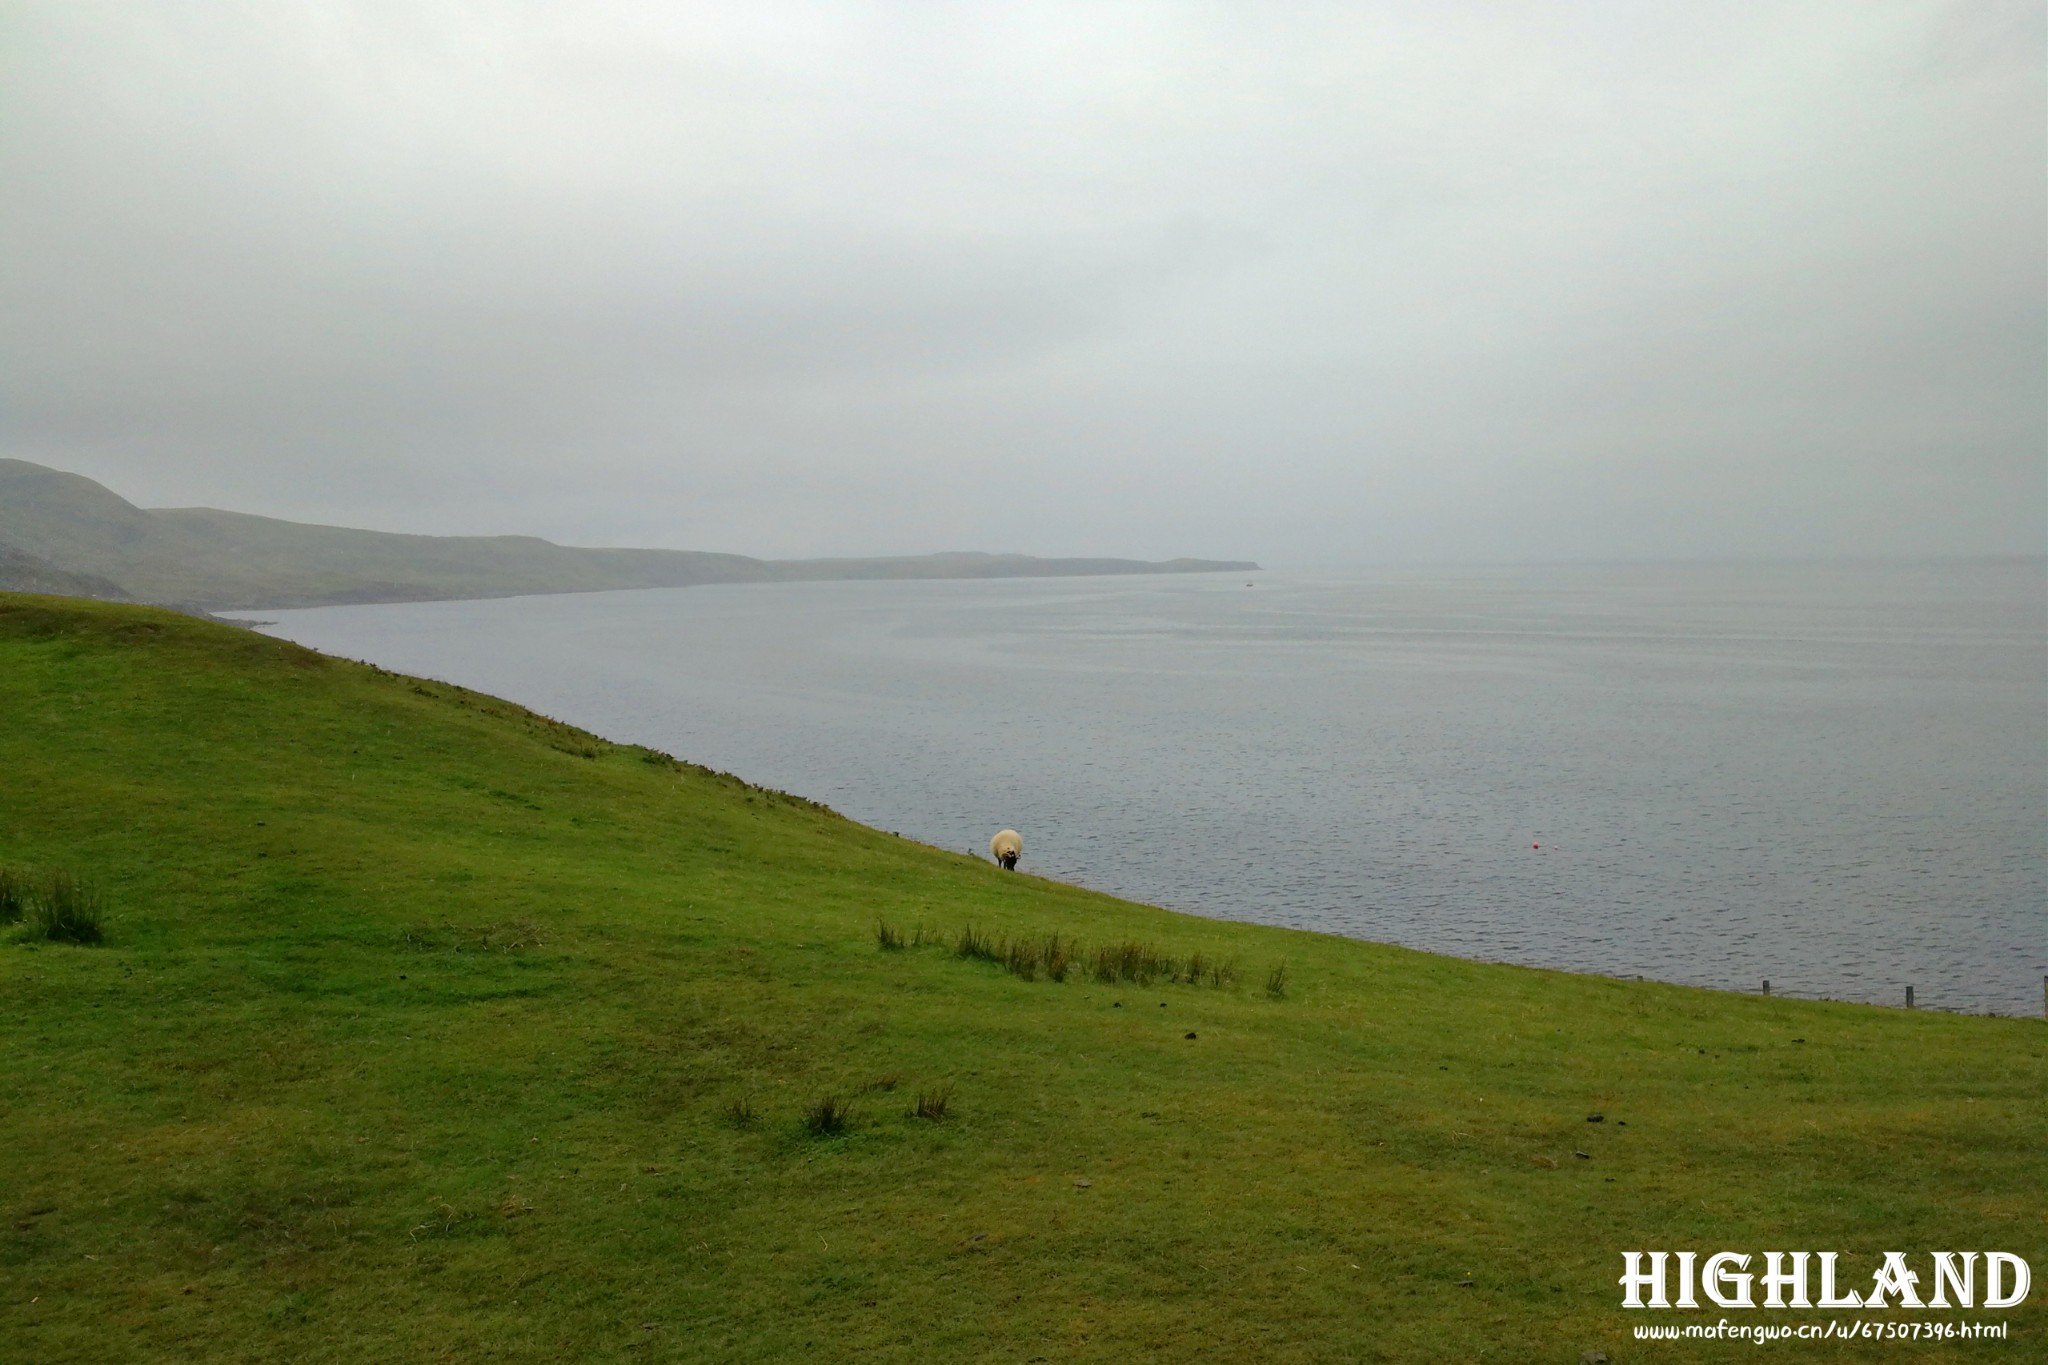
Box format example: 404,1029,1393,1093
0,543,133,601
0,459,1257,610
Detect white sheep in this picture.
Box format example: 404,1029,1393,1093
989,829,1022,871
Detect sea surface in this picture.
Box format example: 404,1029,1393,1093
237,559,2047,1016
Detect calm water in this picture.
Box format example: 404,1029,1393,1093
238,560,2047,1015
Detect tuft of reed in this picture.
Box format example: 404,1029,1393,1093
33,870,104,945
1265,963,1288,999
875,919,905,951
1003,937,1038,981
0,866,25,925
801,1094,854,1137
722,1096,759,1129
1091,940,1173,986
902,923,1236,992
965,931,1084,985
955,925,998,962
911,1084,954,1123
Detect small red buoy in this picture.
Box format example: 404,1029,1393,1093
1532,843,1540,850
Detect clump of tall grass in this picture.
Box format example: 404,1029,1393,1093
0,866,26,925
801,1094,855,1137
911,1083,954,1123
965,929,1084,984
999,941,1081,982
4,867,106,944
899,919,1235,991
1091,940,1175,985
929,929,1228,994
955,925,999,962
1184,953,1237,989
1176,951,1237,988
39,872,105,945
402,920,545,954
1003,937,1038,981
1265,963,1289,999
875,919,905,951
1038,934,1075,983
722,1096,759,1129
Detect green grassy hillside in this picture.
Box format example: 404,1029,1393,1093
0,460,1257,609
0,594,2039,1363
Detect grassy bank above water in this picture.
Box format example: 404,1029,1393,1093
1,594,2040,1362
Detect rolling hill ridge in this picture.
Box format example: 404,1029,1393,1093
0,458,1257,610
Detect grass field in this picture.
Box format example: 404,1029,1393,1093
1,593,2040,1362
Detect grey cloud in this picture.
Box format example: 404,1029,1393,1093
2,0,2039,561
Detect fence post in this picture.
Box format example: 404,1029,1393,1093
1762,979,1770,996
1905,985,1914,1010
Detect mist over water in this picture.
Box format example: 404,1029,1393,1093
241,559,2046,1015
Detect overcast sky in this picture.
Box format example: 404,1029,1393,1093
2,2,2040,563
